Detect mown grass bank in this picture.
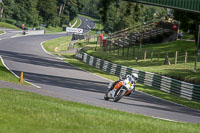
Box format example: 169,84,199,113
0,31,4,34
0,22,21,30
83,40,200,84
0,88,199,133
0,57,29,85
42,36,200,110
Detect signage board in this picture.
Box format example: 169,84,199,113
66,27,83,33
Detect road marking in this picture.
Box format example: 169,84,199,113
87,25,91,29
0,56,41,88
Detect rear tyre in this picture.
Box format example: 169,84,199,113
104,94,109,100
104,88,112,101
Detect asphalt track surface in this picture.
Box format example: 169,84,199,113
0,16,200,123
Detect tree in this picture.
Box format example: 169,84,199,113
2,0,15,18
98,0,143,33
142,5,168,22
78,0,100,17
37,0,58,27
174,10,200,48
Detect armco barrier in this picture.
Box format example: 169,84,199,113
75,51,200,102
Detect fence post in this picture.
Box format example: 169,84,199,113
118,45,120,55
132,46,135,59
164,51,171,65
144,50,146,60
184,52,188,69
158,50,160,61
194,25,200,72
151,51,153,62
122,45,125,56
175,51,178,66
127,44,130,58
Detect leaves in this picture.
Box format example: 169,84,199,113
2,0,79,27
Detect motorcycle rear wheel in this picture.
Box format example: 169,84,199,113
104,88,112,100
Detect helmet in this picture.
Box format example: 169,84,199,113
131,73,138,81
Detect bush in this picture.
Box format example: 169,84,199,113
5,19,16,25
0,18,16,25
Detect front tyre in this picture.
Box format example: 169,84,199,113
113,89,126,102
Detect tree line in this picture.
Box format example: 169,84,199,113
0,0,199,44
98,0,168,33
0,0,80,27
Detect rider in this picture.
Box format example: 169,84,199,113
108,73,138,96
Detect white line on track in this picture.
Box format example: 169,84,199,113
0,56,41,88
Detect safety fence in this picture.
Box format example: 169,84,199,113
76,51,200,102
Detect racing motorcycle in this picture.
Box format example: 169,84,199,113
104,75,136,102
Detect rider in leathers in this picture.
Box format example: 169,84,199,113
108,73,138,96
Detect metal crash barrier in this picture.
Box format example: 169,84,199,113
76,51,200,102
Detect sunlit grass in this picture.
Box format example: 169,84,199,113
0,58,29,85
42,36,200,110
0,22,21,30
43,36,72,53
0,88,199,133
83,40,200,84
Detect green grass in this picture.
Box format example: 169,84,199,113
0,30,4,34
0,22,21,30
83,40,200,84
0,88,199,133
182,33,195,40
71,16,82,28
42,37,200,111
42,36,72,54
44,26,63,34
0,58,29,85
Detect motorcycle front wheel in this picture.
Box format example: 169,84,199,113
113,89,126,102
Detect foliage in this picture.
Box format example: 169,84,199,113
98,0,168,33
78,0,101,17
142,5,168,22
174,10,200,47
1,0,79,27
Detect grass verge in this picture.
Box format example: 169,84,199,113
71,16,82,28
44,26,63,34
0,22,21,30
42,36,200,110
83,40,200,84
0,88,199,133
0,31,4,34
0,57,30,85
42,36,72,54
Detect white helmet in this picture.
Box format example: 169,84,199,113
131,73,138,81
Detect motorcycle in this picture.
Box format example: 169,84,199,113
104,76,135,102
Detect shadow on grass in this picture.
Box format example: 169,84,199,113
0,66,11,74
163,69,200,84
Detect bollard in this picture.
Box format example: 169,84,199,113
20,72,23,84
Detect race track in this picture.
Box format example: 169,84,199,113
0,16,200,123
